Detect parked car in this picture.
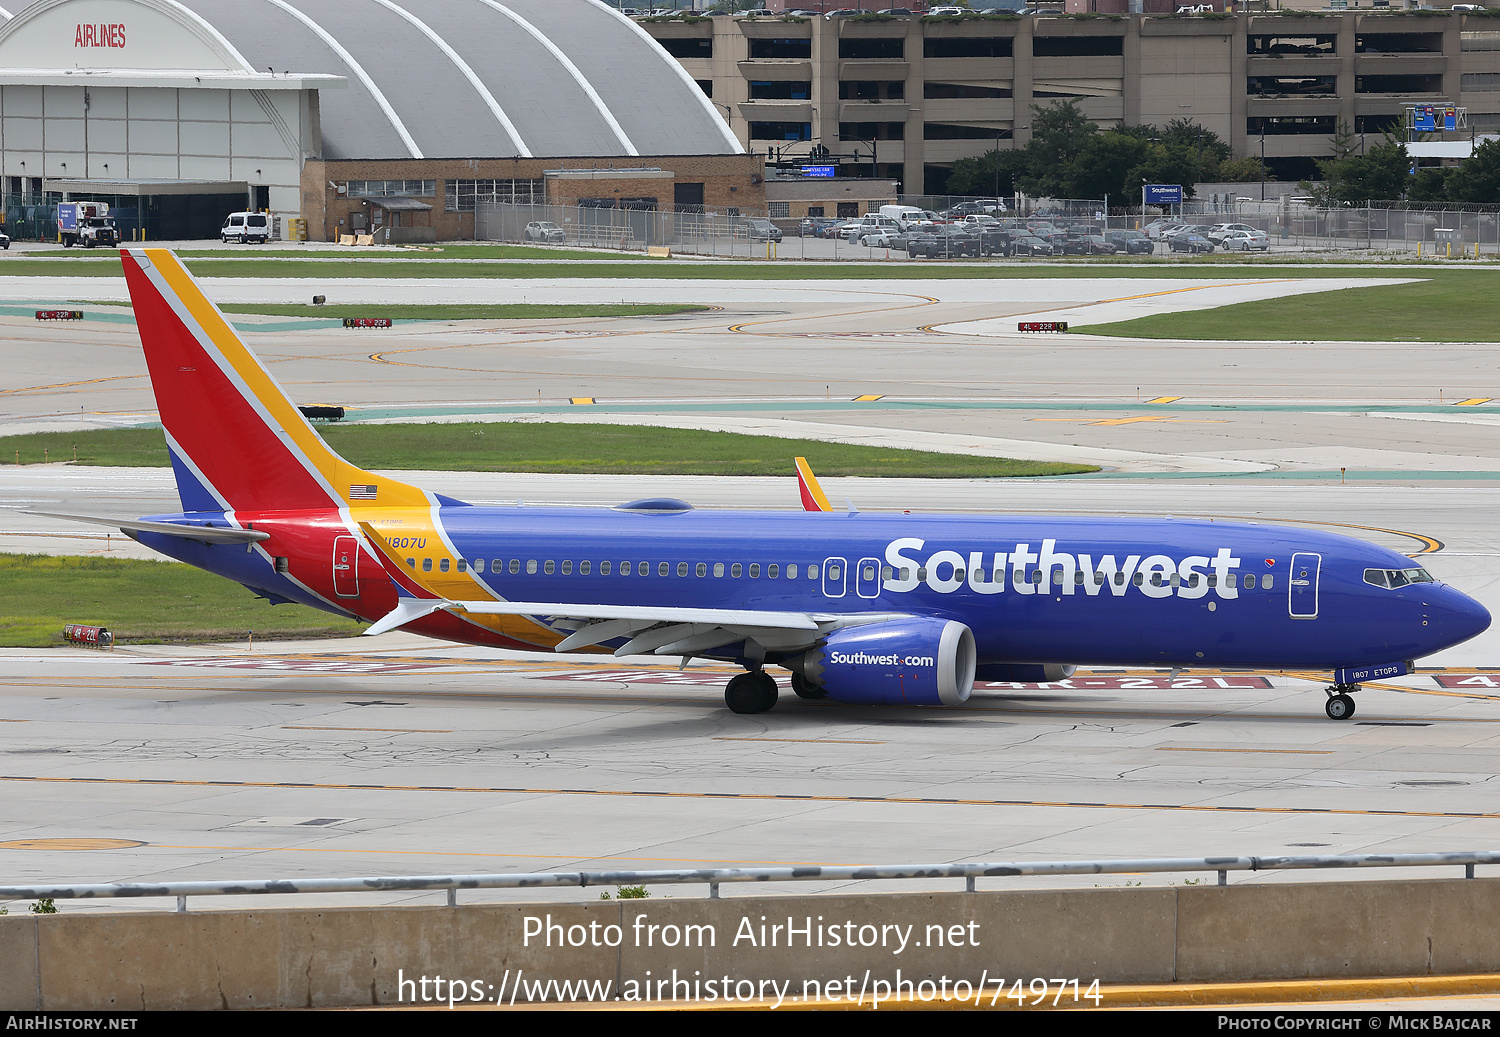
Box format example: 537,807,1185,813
1169,233,1215,254
0,229,9,250
1107,230,1154,255
524,221,565,243
1008,234,1054,257
1207,223,1259,244
1221,229,1270,251
746,218,783,242
221,211,271,244
907,225,982,258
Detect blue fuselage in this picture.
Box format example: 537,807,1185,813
138,506,1491,671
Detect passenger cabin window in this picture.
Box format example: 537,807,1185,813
422,558,432,572
544,560,555,575
561,560,572,575
440,559,450,572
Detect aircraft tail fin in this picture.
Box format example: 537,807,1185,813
120,248,428,514
794,456,834,513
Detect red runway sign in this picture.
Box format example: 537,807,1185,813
1432,674,1500,689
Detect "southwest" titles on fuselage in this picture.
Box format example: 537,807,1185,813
884,537,1243,599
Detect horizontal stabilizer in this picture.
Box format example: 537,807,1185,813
29,511,270,544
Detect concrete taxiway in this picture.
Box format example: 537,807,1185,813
3,262,1500,918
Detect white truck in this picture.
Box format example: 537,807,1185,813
879,204,939,230
57,201,119,248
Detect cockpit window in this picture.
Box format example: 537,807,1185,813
1365,567,1435,588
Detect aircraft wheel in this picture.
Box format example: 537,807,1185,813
1325,693,1356,720
790,672,825,700
726,670,778,714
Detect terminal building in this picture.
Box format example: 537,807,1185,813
643,11,1500,196
0,0,758,240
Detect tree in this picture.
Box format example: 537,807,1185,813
945,145,1031,197
1444,138,1500,202
1063,131,1151,200
1126,143,1210,200
1328,119,1358,161
1217,156,1274,183
1407,167,1451,203
1023,100,1098,194
1160,118,1231,170
1319,139,1410,202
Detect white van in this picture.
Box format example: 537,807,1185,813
222,211,271,244
878,205,937,230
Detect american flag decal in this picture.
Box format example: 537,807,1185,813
350,484,378,500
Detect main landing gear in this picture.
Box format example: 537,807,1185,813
725,669,779,714
1324,683,1359,720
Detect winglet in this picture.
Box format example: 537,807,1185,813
794,456,834,512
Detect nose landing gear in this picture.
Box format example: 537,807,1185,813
1324,684,1359,720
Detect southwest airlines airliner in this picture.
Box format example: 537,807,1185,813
45,249,1491,721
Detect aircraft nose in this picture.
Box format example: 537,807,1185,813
1431,585,1491,648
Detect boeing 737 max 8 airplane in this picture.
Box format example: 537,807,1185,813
42,249,1491,721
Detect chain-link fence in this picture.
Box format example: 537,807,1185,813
474,194,1500,258
475,200,789,258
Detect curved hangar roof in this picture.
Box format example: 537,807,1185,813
0,0,741,159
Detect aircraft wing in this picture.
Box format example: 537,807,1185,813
354,519,906,654
365,596,910,655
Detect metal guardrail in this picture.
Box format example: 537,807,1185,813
3,851,1497,913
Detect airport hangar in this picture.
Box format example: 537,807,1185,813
0,0,760,241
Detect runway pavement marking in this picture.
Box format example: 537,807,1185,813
853,394,885,402
0,374,145,398
1031,415,1226,426
1156,747,1333,755
0,837,145,850
1143,396,1183,404
713,737,886,745
280,726,453,733
1455,398,1494,406
570,397,595,405
4,775,1496,818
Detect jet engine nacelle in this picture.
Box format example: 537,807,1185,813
798,618,976,706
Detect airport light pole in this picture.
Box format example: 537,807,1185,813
1260,128,1266,202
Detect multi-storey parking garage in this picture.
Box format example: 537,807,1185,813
645,11,1500,193
0,0,755,240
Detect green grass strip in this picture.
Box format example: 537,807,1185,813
214,302,708,320
0,423,1095,478
1073,268,1500,342
0,553,362,647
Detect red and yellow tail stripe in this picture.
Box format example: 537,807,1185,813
795,456,834,513
121,248,428,514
